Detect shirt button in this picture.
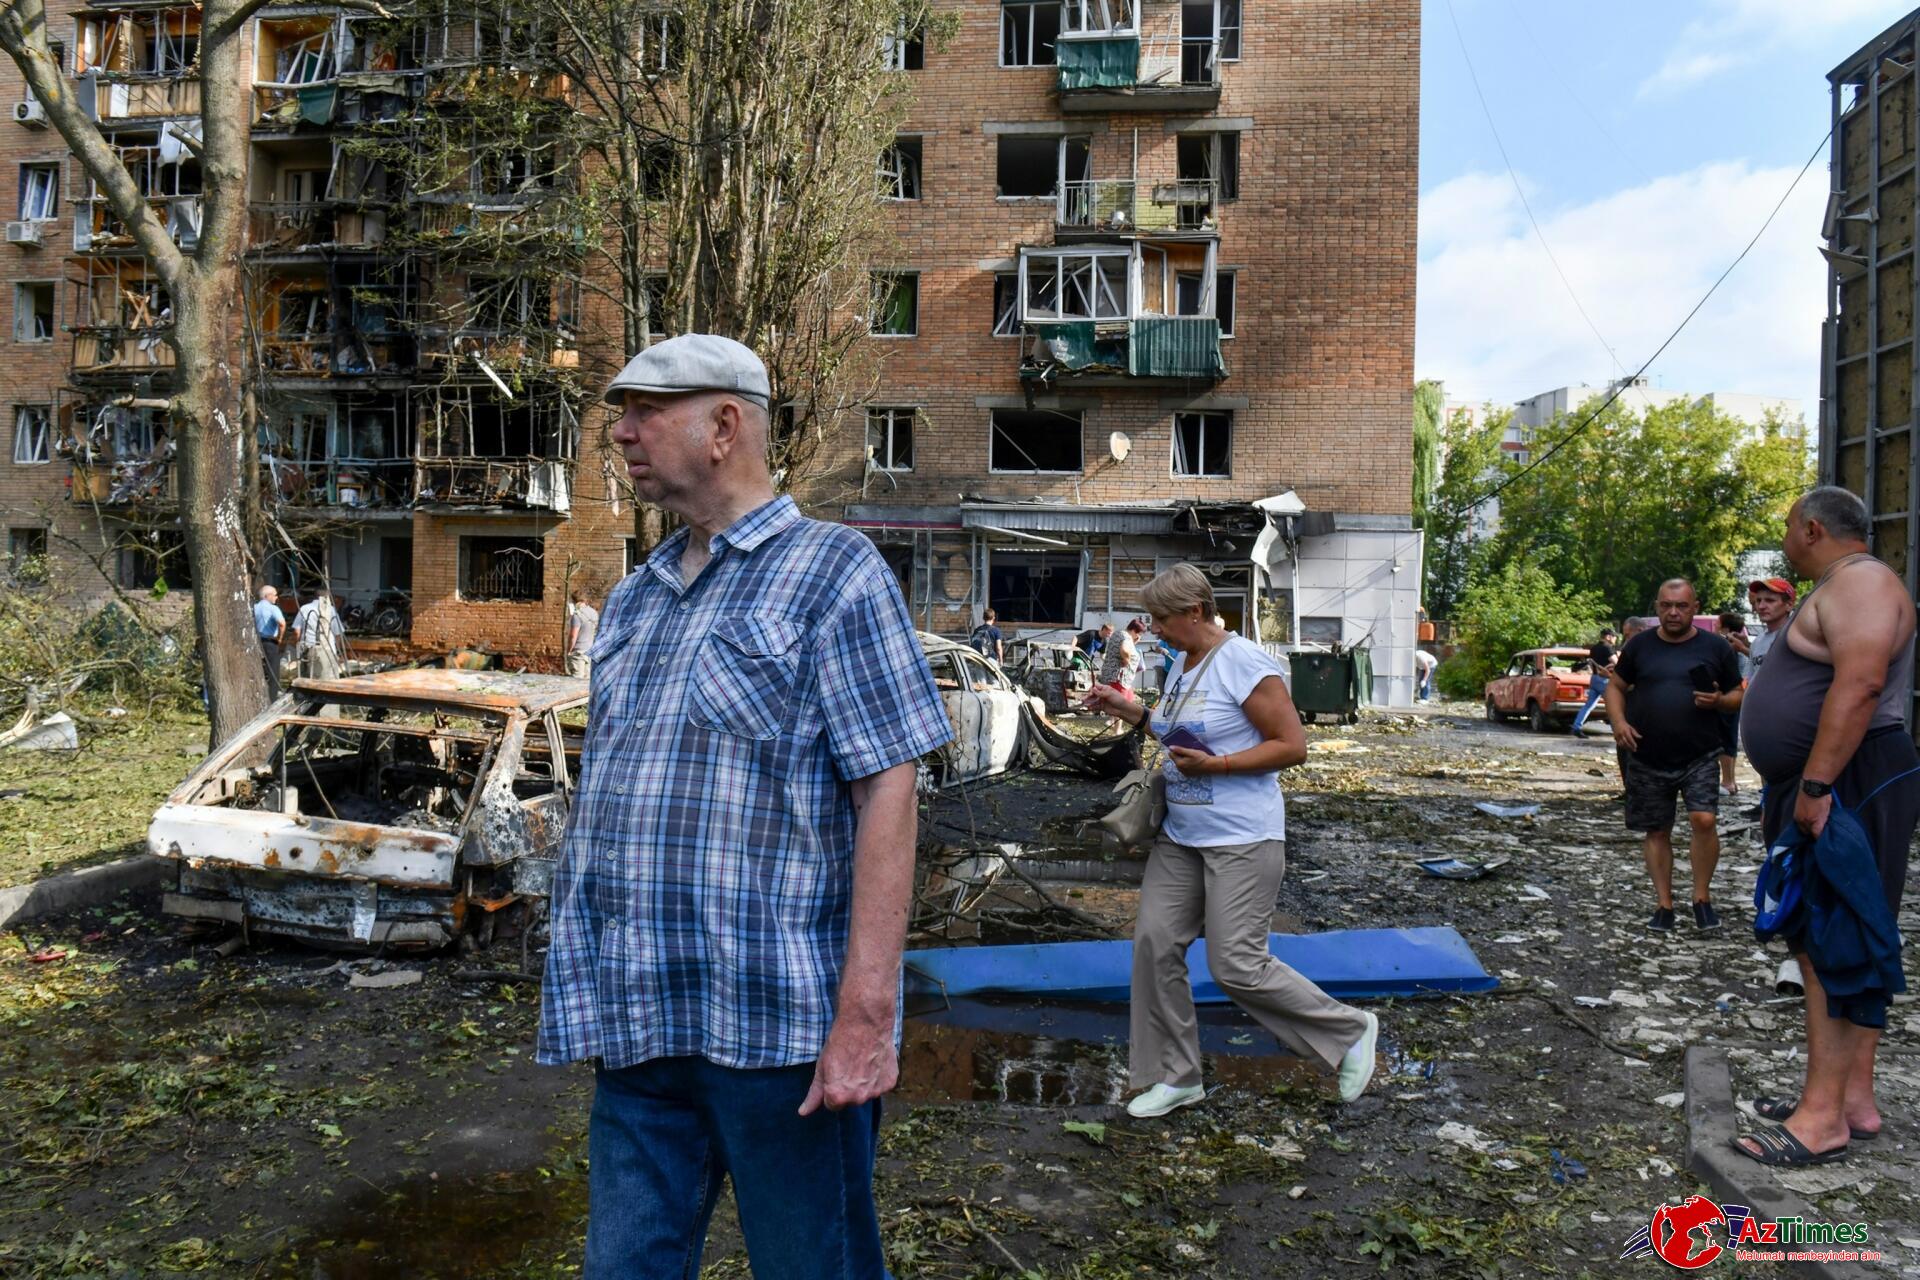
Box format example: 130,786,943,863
613,785,627,795
656,656,668,667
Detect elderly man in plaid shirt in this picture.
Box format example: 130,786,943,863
538,335,952,1279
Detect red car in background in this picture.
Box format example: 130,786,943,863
1484,648,1595,733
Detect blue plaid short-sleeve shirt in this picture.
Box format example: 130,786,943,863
536,496,953,1069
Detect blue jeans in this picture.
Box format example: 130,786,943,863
585,1056,891,1280
1571,675,1609,733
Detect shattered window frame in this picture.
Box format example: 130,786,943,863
12,404,52,464
987,549,1084,625
992,273,1021,336
1000,0,1062,67
18,163,59,221
12,283,55,343
881,19,924,71
869,271,918,337
458,534,545,602
1170,410,1230,479
879,136,923,201
989,407,1083,474
865,406,915,472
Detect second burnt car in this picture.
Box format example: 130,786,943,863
1482,647,1595,732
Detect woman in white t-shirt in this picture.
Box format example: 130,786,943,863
1084,564,1381,1119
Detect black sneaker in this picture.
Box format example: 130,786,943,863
1648,907,1677,932
1692,901,1723,933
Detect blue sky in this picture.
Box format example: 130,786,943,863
1416,0,1917,419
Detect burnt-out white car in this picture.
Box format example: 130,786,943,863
151,671,586,949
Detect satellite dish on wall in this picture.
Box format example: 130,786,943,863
1108,431,1131,462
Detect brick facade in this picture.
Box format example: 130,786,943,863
0,0,1418,673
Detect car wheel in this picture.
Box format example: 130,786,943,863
1485,697,1501,722
1299,710,1317,725
1528,702,1548,734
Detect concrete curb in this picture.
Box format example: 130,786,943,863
1684,1045,1880,1279
0,855,168,930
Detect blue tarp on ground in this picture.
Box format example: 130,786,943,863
903,926,1497,1004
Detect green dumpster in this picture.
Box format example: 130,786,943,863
1289,648,1371,725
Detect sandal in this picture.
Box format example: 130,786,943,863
1730,1123,1848,1167
1752,1095,1879,1141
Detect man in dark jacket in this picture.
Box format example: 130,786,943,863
1733,487,1919,1167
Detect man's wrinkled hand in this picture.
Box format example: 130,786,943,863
1612,721,1640,752
1692,691,1723,711
798,998,896,1116
1794,789,1833,839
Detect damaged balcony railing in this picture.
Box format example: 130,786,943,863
77,195,202,252
267,457,414,508
247,202,389,252
73,324,175,373
413,457,572,511
1057,178,1219,232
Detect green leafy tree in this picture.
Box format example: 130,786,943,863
1412,380,1442,529
1435,560,1608,700
1423,404,1509,618
1490,397,1812,616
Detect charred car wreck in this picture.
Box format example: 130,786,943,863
152,646,1135,950
151,671,586,948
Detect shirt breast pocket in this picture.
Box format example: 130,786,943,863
691,617,804,741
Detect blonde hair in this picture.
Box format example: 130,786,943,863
1138,563,1215,620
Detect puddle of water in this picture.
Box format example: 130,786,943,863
261,1162,587,1280
897,996,1324,1105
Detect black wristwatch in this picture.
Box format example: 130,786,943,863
1800,778,1833,799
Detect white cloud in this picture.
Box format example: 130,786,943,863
1416,160,1826,420
1638,0,1910,98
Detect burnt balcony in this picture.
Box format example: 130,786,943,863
247,202,388,254
68,456,177,504
268,458,414,509
74,195,201,253
414,458,572,511
72,325,176,375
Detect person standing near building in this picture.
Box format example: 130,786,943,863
293,588,345,681
1733,487,1919,1168
1604,580,1744,933
252,585,286,700
566,588,598,679
1570,626,1618,735
538,335,952,1278
1084,565,1380,1117
1099,619,1144,698
969,607,1004,665
1413,647,1437,702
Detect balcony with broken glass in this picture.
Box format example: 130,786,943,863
252,13,419,131
1053,0,1235,113
71,134,203,254
64,402,177,505
1015,240,1225,385
70,261,175,376
72,4,204,125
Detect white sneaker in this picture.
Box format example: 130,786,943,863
1337,1012,1380,1103
1125,1082,1205,1118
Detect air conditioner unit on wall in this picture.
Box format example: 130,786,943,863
5,221,44,247
13,100,47,127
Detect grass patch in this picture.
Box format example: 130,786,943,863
0,704,208,887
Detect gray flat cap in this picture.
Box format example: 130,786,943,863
603,333,771,407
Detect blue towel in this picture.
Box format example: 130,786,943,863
1762,807,1908,1028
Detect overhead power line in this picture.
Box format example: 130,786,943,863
1451,127,1834,517
1443,0,1622,378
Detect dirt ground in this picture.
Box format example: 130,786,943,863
3,705,1917,1277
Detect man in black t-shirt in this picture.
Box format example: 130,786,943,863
1604,579,1744,934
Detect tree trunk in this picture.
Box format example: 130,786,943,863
173,265,270,744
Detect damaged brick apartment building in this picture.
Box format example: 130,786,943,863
0,0,1422,702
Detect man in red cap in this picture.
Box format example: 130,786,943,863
1733,577,1797,672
